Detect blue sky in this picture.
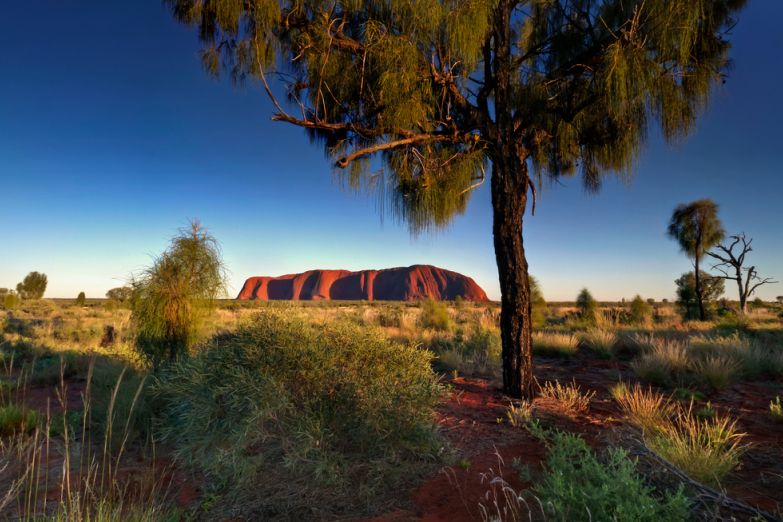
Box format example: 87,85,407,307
1,1,781,301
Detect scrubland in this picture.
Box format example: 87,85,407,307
1,298,782,520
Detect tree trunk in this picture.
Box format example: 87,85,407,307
695,256,705,320
491,157,534,400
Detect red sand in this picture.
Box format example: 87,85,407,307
236,265,489,302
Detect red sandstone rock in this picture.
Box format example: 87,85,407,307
237,265,488,301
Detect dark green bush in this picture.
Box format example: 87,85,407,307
534,431,690,521
154,311,443,518
418,299,451,331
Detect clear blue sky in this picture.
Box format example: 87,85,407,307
1,1,781,301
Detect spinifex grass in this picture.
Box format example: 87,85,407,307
611,382,675,434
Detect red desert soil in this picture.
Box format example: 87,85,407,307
236,265,488,302
367,354,783,521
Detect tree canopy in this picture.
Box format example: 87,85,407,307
167,0,745,231
16,271,48,300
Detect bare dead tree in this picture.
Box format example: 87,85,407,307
707,233,777,314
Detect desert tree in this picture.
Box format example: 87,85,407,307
106,286,133,304
706,233,777,314
167,0,746,398
16,271,48,300
674,270,724,320
131,221,227,367
777,296,783,305
630,295,652,324
76,291,86,306
667,200,725,321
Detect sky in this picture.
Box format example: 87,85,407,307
1,1,781,302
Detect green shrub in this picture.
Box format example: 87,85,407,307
434,328,501,376
75,291,87,306
418,299,451,331
154,311,443,518
3,292,19,310
630,295,653,325
630,339,689,387
0,404,39,436
534,431,690,521
576,288,597,323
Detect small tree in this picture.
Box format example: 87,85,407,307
675,271,725,321
630,295,653,325
106,286,133,304
16,271,48,300
667,200,724,321
777,296,783,305
131,221,227,367
576,288,597,323
75,292,86,306
706,233,777,314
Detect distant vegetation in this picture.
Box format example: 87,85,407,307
15,271,47,300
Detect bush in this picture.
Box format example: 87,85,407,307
154,311,443,518
629,295,653,325
691,355,740,390
0,404,39,436
2,292,19,310
418,299,451,331
611,383,675,434
75,291,86,306
435,328,501,376
576,288,597,322
16,271,48,300
534,431,690,521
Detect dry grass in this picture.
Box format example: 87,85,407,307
579,328,617,358
611,382,675,434
647,406,747,487
532,332,579,357
630,339,689,386
505,401,533,427
690,354,740,390
539,380,594,415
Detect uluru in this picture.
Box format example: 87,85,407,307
237,264,488,302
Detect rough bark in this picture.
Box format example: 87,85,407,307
491,158,534,400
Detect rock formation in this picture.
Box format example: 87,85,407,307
237,265,488,301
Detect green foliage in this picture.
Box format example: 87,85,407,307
675,271,725,320
418,299,452,331
533,331,579,358
630,295,653,325
16,271,48,300
530,275,548,325
534,431,690,521
2,291,19,310
154,311,443,518
131,221,226,366
667,200,724,261
0,404,40,436
165,0,746,231
433,328,501,376
75,291,86,306
576,288,597,322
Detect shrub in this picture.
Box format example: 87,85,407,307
630,295,653,325
579,328,616,358
0,404,39,436
533,331,579,357
376,306,403,328
612,383,675,434
534,431,690,521
75,291,86,306
418,299,451,331
154,311,443,518
576,288,597,322
433,329,501,376
674,271,724,321
539,380,594,415
2,292,19,310
648,407,746,486
131,221,227,366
